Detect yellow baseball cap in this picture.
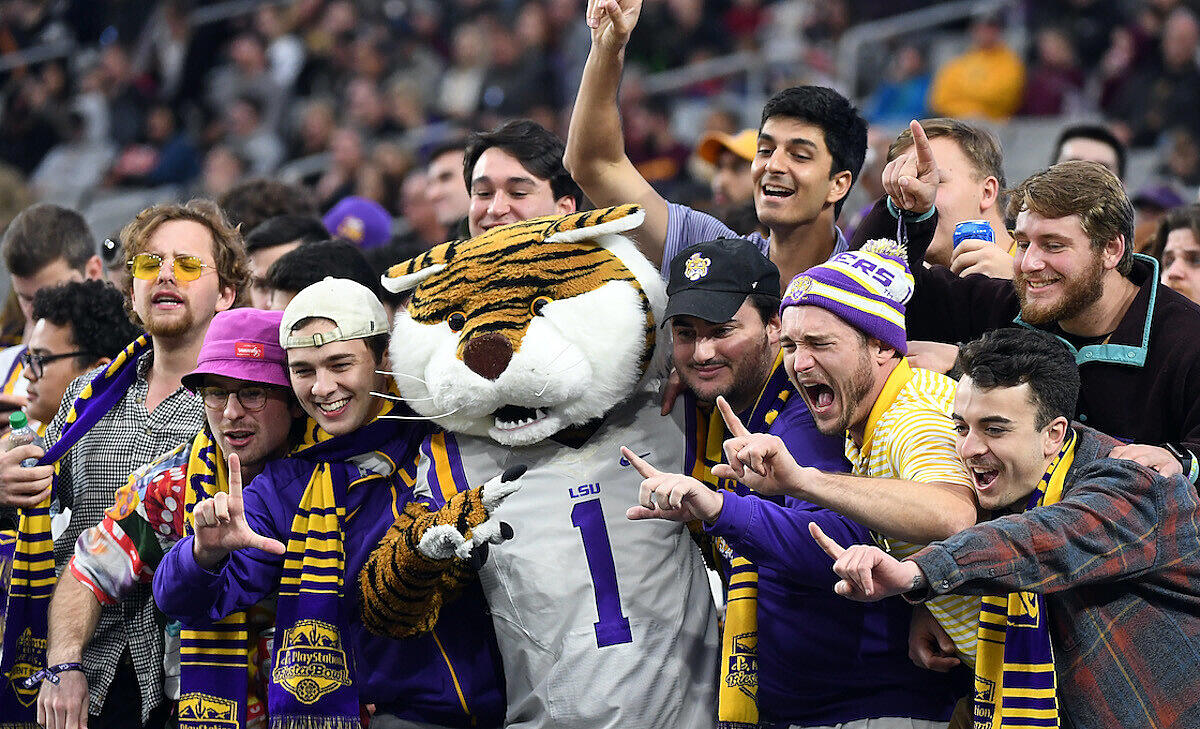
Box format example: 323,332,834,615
695,129,758,165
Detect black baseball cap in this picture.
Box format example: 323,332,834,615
663,238,780,326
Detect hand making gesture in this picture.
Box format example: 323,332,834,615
622,447,724,523
882,120,940,214
709,396,806,496
809,522,924,601
191,452,286,569
586,0,643,53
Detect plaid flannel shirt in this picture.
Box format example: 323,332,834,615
910,424,1200,729
47,353,203,722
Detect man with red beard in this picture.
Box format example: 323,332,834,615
2,200,246,728
882,124,1200,486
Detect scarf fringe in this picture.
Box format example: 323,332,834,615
270,715,361,729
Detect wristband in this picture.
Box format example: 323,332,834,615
885,196,936,222
21,662,84,689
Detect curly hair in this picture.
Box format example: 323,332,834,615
118,199,251,325
32,280,142,368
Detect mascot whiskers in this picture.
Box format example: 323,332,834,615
360,205,718,728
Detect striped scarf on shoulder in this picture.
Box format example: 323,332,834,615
1,335,148,727
683,352,791,729
177,430,269,729
268,397,407,729
973,430,1076,729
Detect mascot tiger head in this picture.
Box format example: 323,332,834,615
381,205,667,447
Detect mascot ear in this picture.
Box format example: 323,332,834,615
544,205,645,244
382,241,456,293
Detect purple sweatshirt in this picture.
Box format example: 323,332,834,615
700,387,962,725
153,425,506,728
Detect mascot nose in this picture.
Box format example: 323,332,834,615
463,333,513,380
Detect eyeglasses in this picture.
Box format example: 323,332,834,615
199,385,278,412
20,350,95,379
128,253,216,283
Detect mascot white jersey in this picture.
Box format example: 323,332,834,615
360,206,718,729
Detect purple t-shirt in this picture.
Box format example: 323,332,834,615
660,202,848,278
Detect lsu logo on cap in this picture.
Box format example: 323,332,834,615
684,252,711,281
336,216,365,243
235,342,265,359
783,275,813,301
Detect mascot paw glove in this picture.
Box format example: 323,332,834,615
417,465,525,561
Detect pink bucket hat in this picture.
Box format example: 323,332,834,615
182,309,290,391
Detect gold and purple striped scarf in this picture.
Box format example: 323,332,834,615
683,352,791,729
1,335,149,727
973,430,1075,729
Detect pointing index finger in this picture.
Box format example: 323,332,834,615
910,119,935,172
808,522,846,560
621,446,660,478
227,453,242,499
716,396,751,437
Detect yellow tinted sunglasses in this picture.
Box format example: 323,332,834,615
128,252,216,282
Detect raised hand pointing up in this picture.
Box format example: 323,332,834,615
710,396,806,496
191,452,286,569
882,119,940,214
809,522,924,601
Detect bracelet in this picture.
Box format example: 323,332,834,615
885,196,936,222
21,662,84,689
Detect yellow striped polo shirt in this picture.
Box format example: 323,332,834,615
843,358,980,666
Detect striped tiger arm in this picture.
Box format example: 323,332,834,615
359,487,490,638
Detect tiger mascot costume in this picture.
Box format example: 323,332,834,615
360,205,718,728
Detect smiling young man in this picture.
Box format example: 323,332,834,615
0,200,247,727
35,309,295,729
811,328,1200,729
463,119,583,238
707,241,982,673
152,278,506,728
881,133,1200,485
566,0,867,292
624,238,960,728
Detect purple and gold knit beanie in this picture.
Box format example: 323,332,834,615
779,239,915,354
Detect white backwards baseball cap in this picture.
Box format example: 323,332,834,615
279,277,390,349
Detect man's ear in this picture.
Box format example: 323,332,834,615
1102,235,1126,272
766,312,781,345
216,284,237,313
84,255,104,281
869,337,898,364
826,170,853,207
555,195,578,215
979,176,1000,212
1042,416,1070,458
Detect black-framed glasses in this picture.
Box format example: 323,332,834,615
128,252,216,282
20,350,94,379
199,385,277,412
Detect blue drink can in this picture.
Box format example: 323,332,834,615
953,220,994,248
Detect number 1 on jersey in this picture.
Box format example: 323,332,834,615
571,499,633,647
